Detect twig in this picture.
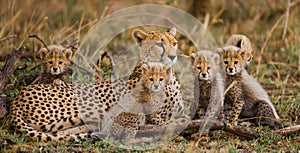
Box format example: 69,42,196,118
28,35,49,51
0,34,17,43
68,38,79,51
271,125,300,136
224,80,237,96
100,6,109,20
282,0,290,40
107,52,119,80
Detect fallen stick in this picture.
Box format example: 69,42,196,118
185,119,260,139
138,119,260,140
139,119,300,140
271,125,300,136
0,46,24,119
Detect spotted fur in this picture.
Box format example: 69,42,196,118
9,28,185,141
218,46,281,129
104,62,171,139
190,50,225,134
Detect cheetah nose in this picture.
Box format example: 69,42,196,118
228,68,234,72
168,55,176,61
53,68,58,72
154,85,159,89
202,73,207,77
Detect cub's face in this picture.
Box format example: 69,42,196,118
218,46,246,75
190,51,220,81
40,45,72,75
141,63,170,92
132,27,178,67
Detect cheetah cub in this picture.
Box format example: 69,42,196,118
218,46,281,129
103,62,171,140
225,34,253,64
35,45,73,85
190,50,225,134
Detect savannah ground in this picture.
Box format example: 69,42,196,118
0,0,300,152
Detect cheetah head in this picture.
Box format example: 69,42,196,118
141,62,171,92
217,46,246,76
190,50,220,81
40,45,73,75
132,27,178,67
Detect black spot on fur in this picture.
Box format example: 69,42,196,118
58,125,64,130
47,136,52,141
29,133,35,137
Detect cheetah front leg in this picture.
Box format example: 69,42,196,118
55,125,90,135
227,86,244,125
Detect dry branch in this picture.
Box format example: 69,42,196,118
139,120,300,140
138,119,260,140
0,35,17,43
28,35,49,51
0,46,24,119
272,125,300,136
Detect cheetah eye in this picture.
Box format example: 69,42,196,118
149,78,154,82
224,61,228,65
173,42,177,46
234,61,239,65
197,66,201,70
155,42,164,48
159,78,163,81
207,66,211,70
48,61,53,64
58,61,63,65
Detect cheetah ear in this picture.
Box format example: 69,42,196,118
216,48,224,55
168,27,176,37
132,29,147,46
64,49,73,60
238,48,246,57
236,39,243,48
190,53,197,64
239,36,252,49
39,48,49,60
141,63,149,74
163,65,171,75
212,53,220,64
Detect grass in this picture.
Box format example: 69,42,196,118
1,0,300,152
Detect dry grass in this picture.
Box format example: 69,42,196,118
0,0,300,152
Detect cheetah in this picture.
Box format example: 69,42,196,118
225,34,253,64
33,45,73,86
190,50,225,135
103,62,171,140
218,46,281,129
8,27,185,141
129,27,185,125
